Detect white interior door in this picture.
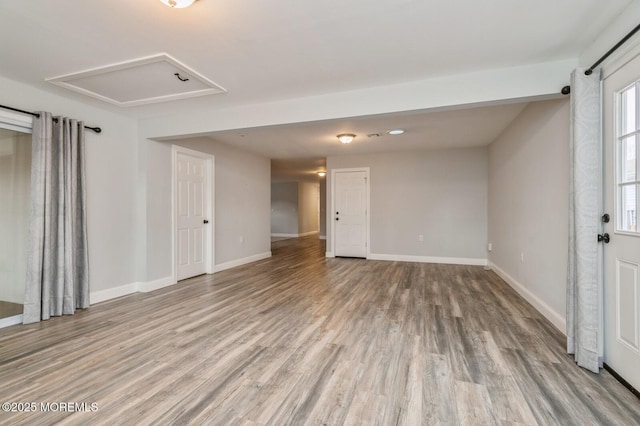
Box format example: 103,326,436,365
603,54,640,391
334,170,368,258
176,151,209,280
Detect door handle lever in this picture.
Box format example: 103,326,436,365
598,233,610,243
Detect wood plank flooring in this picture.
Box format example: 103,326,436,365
0,236,638,425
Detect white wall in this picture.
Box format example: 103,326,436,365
298,181,319,235
271,182,299,235
0,75,140,295
271,181,319,237
0,74,273,304
157,138,272,270
488,98,569,332
327,148,488,263
0,131,30,304
139,139,173,282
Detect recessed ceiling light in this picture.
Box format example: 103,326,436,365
367,133,381,138
337,133,356,144
317,171,326,177
387,129,405,135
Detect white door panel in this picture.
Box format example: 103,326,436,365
177,152,208,280
178,229,189,266
603,53,640,390
616,259,639,351
334,170,368,258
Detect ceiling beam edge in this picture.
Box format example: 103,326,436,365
140,58,577,140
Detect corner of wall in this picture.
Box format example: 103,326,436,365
486,98,569,337
489,262,566,335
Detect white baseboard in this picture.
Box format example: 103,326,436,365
0,314,23,329
139,276,176,293
272,231,319,238
17,249,275,323
215,251,272,272
319,235,326,240
89,252,272,306
90,275,174,304
325,252,335,258
489,262,566,334
367,253,487,266
90,282,139,304
299,231,319,237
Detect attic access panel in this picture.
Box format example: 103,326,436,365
46,54,226,107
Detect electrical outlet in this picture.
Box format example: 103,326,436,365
240,236,244,244
487,243,492,252
418,234,424,242
520,252,524,262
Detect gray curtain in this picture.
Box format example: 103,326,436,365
23,112,89,324
567,68,602,373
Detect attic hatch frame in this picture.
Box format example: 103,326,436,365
45,53,227,108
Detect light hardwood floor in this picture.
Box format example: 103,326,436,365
0,236,638,425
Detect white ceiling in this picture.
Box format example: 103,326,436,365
198,99,531,181
0,0,631,180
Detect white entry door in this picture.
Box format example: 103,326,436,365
176,151,210,280
603,53,640,390
334,169,368,258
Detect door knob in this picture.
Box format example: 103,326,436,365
602,214,610,223
203,219,209,224
597,233,610,243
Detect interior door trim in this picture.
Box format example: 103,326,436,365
171,145,215,283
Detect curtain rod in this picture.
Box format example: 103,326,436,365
560,23,640,95
585,23,640,76
0,104,102,133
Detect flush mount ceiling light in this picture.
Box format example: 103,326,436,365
387,129,405,135
317,171,327,177
159,0,197,8
337,133,356,144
